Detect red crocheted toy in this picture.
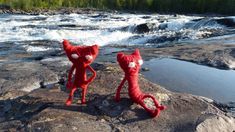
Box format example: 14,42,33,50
115,49,166,117
63,39,99,105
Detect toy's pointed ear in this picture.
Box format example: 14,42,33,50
63,39,71,50
93,44,99,49
93,44,99,52
117,52,125,62
63,39,69,45
90,44,99,55
133,49,140,56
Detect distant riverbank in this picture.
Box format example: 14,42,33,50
0,7,105,15
0,0,235,15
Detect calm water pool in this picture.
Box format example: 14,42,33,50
142,58,235,103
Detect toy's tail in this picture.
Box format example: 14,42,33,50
140,94,166,117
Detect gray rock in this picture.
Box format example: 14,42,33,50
141,67,150,72
1,40,235,131
0,62,58,93
216,18,235,27
196,115,235,132
158,23,168,30
0,63,234,131
138,44,235,70
134,23,150,34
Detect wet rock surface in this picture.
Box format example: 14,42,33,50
0,40,235,131
0,41,62,94
0,61,234,131
0,62,59,93
216,18,235,28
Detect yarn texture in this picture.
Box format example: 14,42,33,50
63,39,99,105
115,49,166,117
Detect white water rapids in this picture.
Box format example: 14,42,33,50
0,13,234,51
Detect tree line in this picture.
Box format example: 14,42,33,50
0,0,234,15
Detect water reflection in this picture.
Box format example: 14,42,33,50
142,58,235,103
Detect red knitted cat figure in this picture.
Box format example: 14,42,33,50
63,39,99,105
115,49,166,117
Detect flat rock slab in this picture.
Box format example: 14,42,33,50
138,44,235,70
196,115,235,132
0,63,234,132
0,62,59,93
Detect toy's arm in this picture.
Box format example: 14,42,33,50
115,76,126,102
66,64,75,89
86,65,96,84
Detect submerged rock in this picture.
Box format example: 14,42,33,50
158,23,168,30
119,23,157,34
216,18,235,28
141,67,150,71
134,23,150,34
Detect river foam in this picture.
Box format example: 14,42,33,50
0,13,234,49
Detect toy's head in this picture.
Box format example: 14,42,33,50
117,49,143,75
63,39,99,66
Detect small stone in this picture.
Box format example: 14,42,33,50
115,127,125,132
40,81,46,88
141,67,150,72
116,106,122,111
154,93,170,103
102,100,109,107
72,126,77,130
58,124,63,128
58,78,65,85
143,98,155,110
100,119,105,122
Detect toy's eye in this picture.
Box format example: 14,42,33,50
71,54,79,59
128,62,136,68
85,55,93,61
138,59,143,65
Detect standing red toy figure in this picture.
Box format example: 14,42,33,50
115,49,166,117
63,39,99,105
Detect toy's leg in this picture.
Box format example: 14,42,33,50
81,86,88,104
115,77,126,102
138,94,166,117
66,86,77,106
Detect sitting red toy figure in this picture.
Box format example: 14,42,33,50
63,39,99,105
115,49,166,117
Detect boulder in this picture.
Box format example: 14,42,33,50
216,18,235,27
134,23,150,34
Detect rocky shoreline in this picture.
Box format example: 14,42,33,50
0,6,232,17
1,61,235,131
0,7,115,15
141,44,235,70
0,40,235,131
107,43,235,70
